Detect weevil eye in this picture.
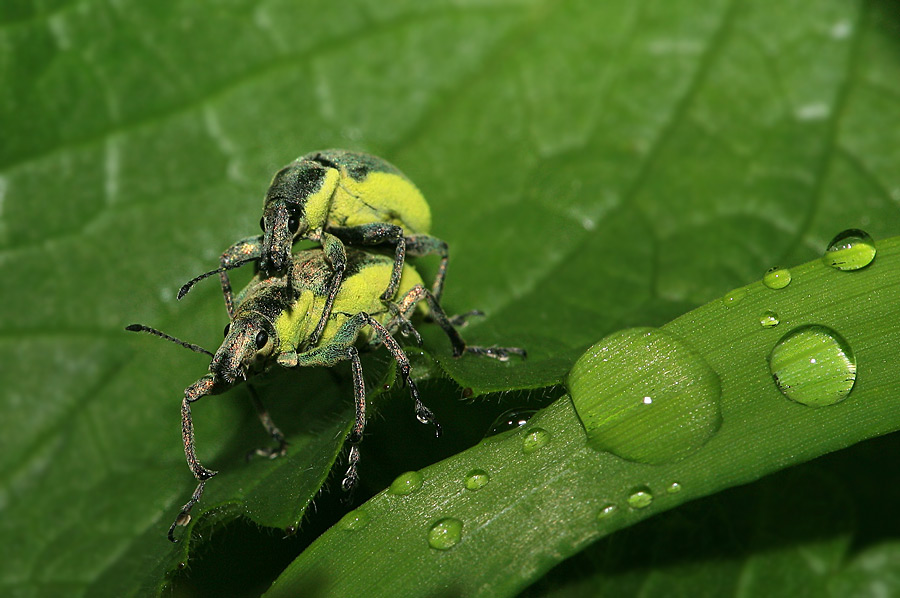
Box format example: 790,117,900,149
223,323,230,337
259,217,265,231
255,329,269,350
287,213,300,234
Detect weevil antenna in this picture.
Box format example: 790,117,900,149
125,324,214,356
177,257,257,300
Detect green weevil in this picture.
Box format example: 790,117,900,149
129,248,524,541
182,150,450,348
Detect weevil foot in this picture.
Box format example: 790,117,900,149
464,346,527,362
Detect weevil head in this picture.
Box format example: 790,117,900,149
210,313,279,384
261,159,340,274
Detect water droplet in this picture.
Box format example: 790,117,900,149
284,525,296,536
760,310,780,328
177,561,187,570
389,471,424,495
337,509,370,530
597,503,618,520
522,427,550,454
486,408,538,437
627,487,654,509
722,287,748,306
567,328,722,464
768,324,856,407
464,469,490,490
462,387,474,398
763,266,792,290
822,229,876,271
667,482,682,494
427,517,463,550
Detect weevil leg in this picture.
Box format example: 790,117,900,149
330,225,450,303
169,374,220,542
218,235,264,318
246,383,288,460
447,309,484,328
385,285,526,361
307,231,348,346
342,346,366,490
405,234,450,302
291,312,441,439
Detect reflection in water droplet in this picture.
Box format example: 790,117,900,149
597,503,618,520
760,310,780,328
627,487,654,509
722,287,748,306
389,471,424,495
567,327,722,464
823,229,876,271
768,324,856,407
522,428,550,454
763,266,792,290
464,469,490,490
337,509,370,530
428,517,463,550
667,482,682,494
486,408,538,437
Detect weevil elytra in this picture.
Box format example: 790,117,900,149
129,248,524,541
185,150,450,349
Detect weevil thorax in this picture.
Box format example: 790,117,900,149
210,311,278,384
260,160,340,274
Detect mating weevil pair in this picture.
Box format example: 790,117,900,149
130,150,525,541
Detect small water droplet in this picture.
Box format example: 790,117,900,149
822,229,876,271
667,482,682,494
486,408,538,437
722,287,748,306
760,310,780,328
462,387,474,398
567,328,722,464
337,509,370,530
768,324,856,407
627,487,654,509
597,503,618,520
177,561,187,570
763,266,792,290
522,427,550,454
428,517,463,550
464,469,490,490
389,471,424,495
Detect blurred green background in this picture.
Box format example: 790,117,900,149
2,0,900,596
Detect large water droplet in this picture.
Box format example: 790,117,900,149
763,266,792,290
627,487,654,509
464,469,490,490
567,328,722,464
822,229,876,271
427,517,463,550
389,471,424,495
522,428,550,454
485,408,538,437
768,324,857,407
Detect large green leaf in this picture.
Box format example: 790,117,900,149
2,0,899,596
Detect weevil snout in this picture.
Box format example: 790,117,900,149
260,205,296,275
210,317,276,384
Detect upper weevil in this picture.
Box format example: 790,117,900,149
183,150,450,348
